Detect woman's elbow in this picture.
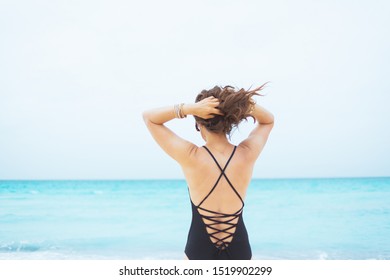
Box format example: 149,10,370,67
267,113,275,125
270,114,275,126
142,110,151,124
261,113,275,126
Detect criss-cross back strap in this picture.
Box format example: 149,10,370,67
198,145,244,207
194,145,245,251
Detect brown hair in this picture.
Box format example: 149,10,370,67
194,82,269,136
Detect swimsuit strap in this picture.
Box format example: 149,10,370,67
194,145,246,251
198,145,244,206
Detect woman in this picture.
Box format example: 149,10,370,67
142,84,274,260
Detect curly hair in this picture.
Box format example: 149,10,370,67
194,82,269,136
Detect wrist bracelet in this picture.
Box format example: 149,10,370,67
173,104,179,118
179,103,187,118
174,103,187,119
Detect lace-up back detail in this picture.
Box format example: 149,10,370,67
194,145,244,251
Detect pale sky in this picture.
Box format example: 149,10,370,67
1,0,389,180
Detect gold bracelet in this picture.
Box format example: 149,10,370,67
179,103,187,118
173,103,187,119
173,104,180,118
178,103,183,118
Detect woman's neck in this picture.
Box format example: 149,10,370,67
204,132,233,152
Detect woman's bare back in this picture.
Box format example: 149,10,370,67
181,144,255,244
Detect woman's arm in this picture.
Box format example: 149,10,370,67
239,103,275,161
142,97,222,165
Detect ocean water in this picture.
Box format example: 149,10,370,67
0,178,389,260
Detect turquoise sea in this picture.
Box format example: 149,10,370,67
1,178,390,260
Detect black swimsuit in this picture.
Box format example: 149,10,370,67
185,145,252,260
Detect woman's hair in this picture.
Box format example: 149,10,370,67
194,82,269,136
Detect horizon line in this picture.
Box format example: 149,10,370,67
0,175,389,181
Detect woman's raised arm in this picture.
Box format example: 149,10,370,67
142,97,222,164
239,103,275,161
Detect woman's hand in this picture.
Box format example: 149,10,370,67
187,96,224,119
246,97,256,116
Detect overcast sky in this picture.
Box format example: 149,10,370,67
1,0,389,180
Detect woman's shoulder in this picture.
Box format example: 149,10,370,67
188,144,253,168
